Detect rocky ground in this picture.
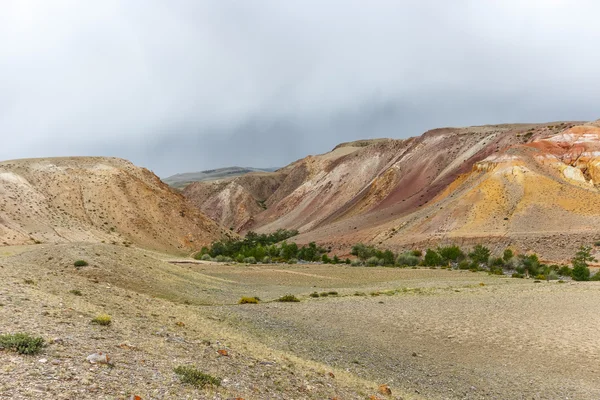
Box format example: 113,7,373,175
1,243,599,399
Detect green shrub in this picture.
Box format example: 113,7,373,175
345,258,351,264
173,366,221,388
243,256,257,264
590,271,600,281
0,333,45,355
238,297,259,304
277,294,300,302
69,289,82,296
490,257,504,267
262,256,271,264
328,291,338,296
91,314,112,326
310,292,319,298
535,274,546,280
319,292,329,297
572,246,596,281
350,260,362,267
503,248,514,262
512,273,524,278
411,249,423,257
424,249,442,266
215,255,226,262
74,260,88,267
366,256,380,266
396,253,420,266
458,260,470,270
287,258,298,264
546,271,559,281
489,267,504,275
23,279,35,285
438,245,465,264
468,245,490,265
200,254,212,261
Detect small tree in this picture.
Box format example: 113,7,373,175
469,245,490,266
503,248,514,262
423,249,442,266
572,246,596,281
438,245,465,264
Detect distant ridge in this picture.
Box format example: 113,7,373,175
163,166,278,189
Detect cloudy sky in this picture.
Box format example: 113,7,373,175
2,0,600,176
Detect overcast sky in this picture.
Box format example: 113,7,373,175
2,0,600,177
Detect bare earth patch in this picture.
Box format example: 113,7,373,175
1,243,599,399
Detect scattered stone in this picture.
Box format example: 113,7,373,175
328,372,335,378
118,343,137,350
175,321,185,327
38,358,47,363
218,349,229,357
86,352,111,364
378,384,392,395
129,396,142,400
51,359,61,365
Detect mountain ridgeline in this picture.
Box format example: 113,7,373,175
181,120,600,261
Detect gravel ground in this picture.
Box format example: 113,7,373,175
221,281,600,399
2,243,599,399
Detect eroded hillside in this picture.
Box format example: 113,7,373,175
0,157,232,253
181,121,600,260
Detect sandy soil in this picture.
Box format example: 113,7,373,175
1,243,599,399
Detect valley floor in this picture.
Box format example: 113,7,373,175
1,243,599,399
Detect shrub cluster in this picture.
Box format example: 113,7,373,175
195,229,329,263
238,296,260,304
173,366,221,388
91,314,112,326
346,243,597,281
0,333,44,355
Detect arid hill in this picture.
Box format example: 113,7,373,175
0,157,232,254
182,121,600,260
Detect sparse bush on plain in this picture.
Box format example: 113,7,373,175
0,333,44,355
238,296,259,304
91,314,112,326
310,292,319,298
173,365,221,388
69,289,82,296
74,260,88,267
277,294,300,302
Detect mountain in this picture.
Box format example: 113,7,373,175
182,120,600,260
0,157,232,253
163,166,278,189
